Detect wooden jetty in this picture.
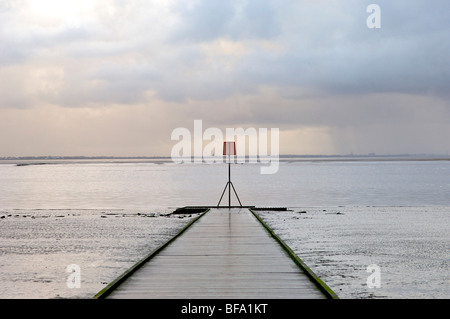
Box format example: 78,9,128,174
94,208,338,299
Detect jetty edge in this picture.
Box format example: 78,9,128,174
249,208,339,299
93,208,209,299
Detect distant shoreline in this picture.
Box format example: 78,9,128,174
1,154,449,166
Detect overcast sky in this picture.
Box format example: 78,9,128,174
1,0,449,157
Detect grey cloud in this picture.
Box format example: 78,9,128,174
170,0,281,43
2,0,450,156
2,0,450,109
170,0,236,42
0,39,27,65
158,0,450,104
90,64,159,102
232,0,450,98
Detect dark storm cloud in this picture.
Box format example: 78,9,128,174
157,0,450,103
232,0,450,98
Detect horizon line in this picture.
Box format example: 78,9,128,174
1,153,450,160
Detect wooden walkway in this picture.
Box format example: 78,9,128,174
100,208,334,299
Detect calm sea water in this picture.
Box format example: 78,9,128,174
0,159,449,299
1,159,449,209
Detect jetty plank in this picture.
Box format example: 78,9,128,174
103,208,330,299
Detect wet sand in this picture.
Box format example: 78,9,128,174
1,206,448,299
0,209,197,299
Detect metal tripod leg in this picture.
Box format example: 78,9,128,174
230,182,242,206
217,182,229,207
217,181,242,207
